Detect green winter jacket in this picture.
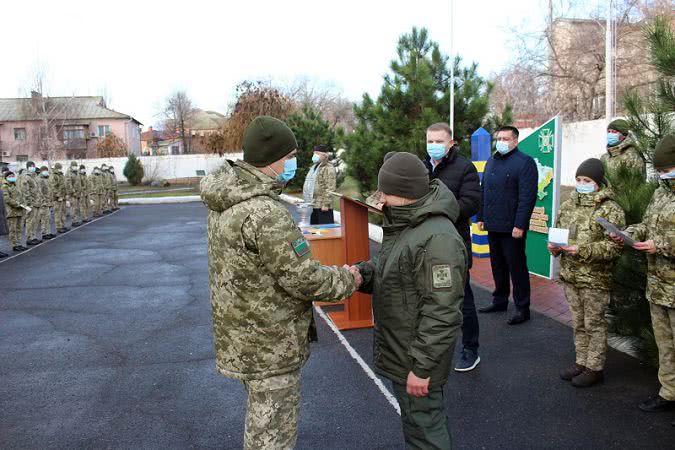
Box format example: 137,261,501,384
555,188,625,290
356,180,467,388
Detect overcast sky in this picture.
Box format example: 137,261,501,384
0,0,556,127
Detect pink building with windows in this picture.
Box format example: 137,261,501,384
0,93,142,163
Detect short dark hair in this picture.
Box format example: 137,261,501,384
496,126,519,139
427,122,453,139
313,144,332,153
26,161,35,168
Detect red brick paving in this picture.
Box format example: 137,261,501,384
470,257,572,326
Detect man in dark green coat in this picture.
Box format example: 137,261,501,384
355,152,466,450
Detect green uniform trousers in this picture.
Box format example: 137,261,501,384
392,382,452,450
25,208,39,240
70,196,81,224
563,283,611,371
650,303,675,401
80,196,89,221
38,207,51,235
7,216,22,246
54,201,67,230
242,370,300,450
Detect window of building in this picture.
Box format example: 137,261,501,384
171,145,180,155
98,125,111,137
16,155,28,162
63,129,85,140
14,128,26,140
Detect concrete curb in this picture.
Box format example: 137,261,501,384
119,196,202,205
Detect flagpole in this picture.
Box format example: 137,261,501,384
449,0,455,136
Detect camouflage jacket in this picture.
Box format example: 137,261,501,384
304,161,337,209
78,174,89,196
2,179,23,218
555,188,625,290
104,172,113,190
601,136,646,178
626,186,675,308
110,173,118,191
50,171,67,201
200,159,355,381
17,173,40,207
66,170,82,197
89,175,103,195
37,175,52,207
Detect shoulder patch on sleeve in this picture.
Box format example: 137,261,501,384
432,264,453,289
291,237,311,258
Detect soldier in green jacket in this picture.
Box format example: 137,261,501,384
354,152,466,450
67,161,83,226
79,165,90,222
2,171,28,252
602,119,646,178
302,144,337,224
89,167,103,218
200,116,358,450
50,163,68,233
19,161,42,245
37,166,55,239
614,135,675,422
549,158,624,387
109,166,119,210
101,164,112,214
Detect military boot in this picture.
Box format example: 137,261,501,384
0,251,8,258
560,364,584,381
13,245,28,252
571,368,604,387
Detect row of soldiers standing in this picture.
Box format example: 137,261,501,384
1,161,119,253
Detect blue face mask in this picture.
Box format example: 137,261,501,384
607,133,621,147
276,157,297,183
41,171,49,178
426,143,446,160
28,166,36,173
311,154,321,164
659,170,675,180
7,177,16,183
576,183,596,194
495,141,510,155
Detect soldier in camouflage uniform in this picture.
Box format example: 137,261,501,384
616,135,675,420
79,165,90,222
50,163,68,233
601,119,646,178
101,164,112,214
302,144,337,224
89,167,103,218
2,171,28,252
200,116,358,450
550,159,624,387
19,161,42,245
67,161,83,226
109,166,119,210
37,166,55,240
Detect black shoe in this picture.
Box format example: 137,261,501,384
639,396,675,412
455,350,481,372
27,239,40,246
82,219,90,223
478,303,508,313
72,222,81,227
43,234,55,240
113,207,120,211
0,252,8,258
57,228,67,233
103,210,111,215
560,364,585,381
507,310,530,325
572,368,604,387
13,245,28,252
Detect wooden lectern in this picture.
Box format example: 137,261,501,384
325,196,374,330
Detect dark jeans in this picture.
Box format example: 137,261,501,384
462,274,479,353
487,231,531,311
310,208,334,225
391,383,452,450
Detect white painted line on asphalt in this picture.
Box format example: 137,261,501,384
0,209,121,265
314,305,401,416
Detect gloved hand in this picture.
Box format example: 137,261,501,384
24,206,32,213
66,201,71,208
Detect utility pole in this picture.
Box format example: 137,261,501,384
605,0,615,122
449,0,455,137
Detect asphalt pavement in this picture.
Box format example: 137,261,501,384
1,203,672,449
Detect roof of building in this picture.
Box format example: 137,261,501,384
190,109,226,131
0,95,142,125
141,128,170,142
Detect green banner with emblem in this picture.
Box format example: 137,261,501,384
518,117,562,279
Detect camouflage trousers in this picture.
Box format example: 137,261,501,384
563,283,610,371
104,191,112,211
112,191,119,209
38,207,51,235
7,216,22,246
92,195,102,217
70,196,82,224
54,200,67,230
25,207,39,240
242,370,301,450
80,196,90,222
650,303,675,401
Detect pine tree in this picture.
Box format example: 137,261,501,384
345,27,502,193
123,154,144,186
607,15,674,365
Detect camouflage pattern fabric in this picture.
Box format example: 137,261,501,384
110,171,119,208
2,180,23,246
650,303,675,401
6,217,22,246
79,173,90,220
555,188,624,290
51,167,67,229
200,159,355,381
89,174,103,217
601,135,646,177
19,173,41,240
37,176,52,235
625,186,675,308
305,160,337,209
563,283,611,371
242,369,300,450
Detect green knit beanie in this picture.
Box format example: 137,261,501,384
608,119,630,136
243,116,298,167
378,152,429,200
576,158,605,186
653,134,675,170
